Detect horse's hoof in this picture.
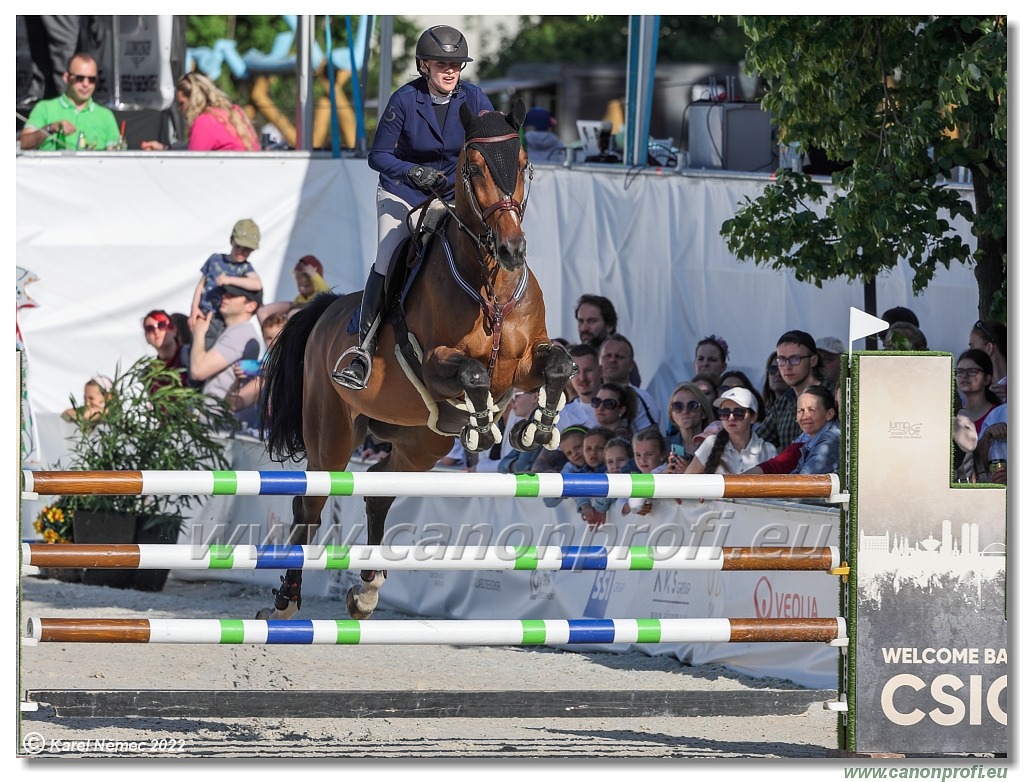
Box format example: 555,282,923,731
508,419,542,452
346,586,375,620
255,607,273,620
256,602,300,621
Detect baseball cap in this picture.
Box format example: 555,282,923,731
692,421,723,444
220,284,263,305
816,336,844,355
881,306,918,328
231,218,261,250
713,387,759,415
524,107,555,131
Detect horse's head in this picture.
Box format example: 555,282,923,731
458,100,531,272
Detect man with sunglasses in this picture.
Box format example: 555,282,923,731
756,329,823,449
20,51,119,151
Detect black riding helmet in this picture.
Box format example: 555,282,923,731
416,25,472,63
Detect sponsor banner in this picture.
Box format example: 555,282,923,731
852,354,1007,754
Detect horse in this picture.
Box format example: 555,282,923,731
257,100,577,621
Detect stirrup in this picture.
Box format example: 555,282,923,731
332,346,373,390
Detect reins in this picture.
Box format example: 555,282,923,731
428,129,534,377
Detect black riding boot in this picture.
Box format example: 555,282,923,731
332,270,387,390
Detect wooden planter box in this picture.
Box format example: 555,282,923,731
70,511,175,591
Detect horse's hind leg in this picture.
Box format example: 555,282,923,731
255,495,327,620
509,342,577,451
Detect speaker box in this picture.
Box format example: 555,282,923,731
688,102,776,173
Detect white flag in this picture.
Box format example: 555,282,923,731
849,307,890,348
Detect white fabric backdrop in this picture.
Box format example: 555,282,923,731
16,151,978,464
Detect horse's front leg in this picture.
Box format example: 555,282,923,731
509,342,577,451
423,347,500,454
345,490,393,620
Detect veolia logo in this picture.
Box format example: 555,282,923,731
754,576,773,618
753,576,819,618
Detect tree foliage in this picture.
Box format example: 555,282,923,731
476,15,750,78
720,16,1007,320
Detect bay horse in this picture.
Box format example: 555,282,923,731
257,100,576,621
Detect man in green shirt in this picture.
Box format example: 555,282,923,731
20,51,120,151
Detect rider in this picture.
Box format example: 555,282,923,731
333,24,494,390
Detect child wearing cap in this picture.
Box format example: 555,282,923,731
190,218,264,349
686,387,777,475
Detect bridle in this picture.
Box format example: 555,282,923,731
432,130,535,376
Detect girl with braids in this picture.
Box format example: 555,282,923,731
142,73,259,151
686,388,776,475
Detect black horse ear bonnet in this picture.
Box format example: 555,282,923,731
463,110,521,195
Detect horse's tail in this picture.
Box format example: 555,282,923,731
260,292,342,462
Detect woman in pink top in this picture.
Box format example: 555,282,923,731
142,73,259,152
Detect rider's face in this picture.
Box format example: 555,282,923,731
422,60,462,97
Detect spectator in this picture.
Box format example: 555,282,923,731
533,424,587,475
591,382,637,440
20,51,120,151
686,387,777,475
575,293,618,349
190,218,263,349
334,24,493,391
189,285,264,414
62,374,113,423
747,386,841,476
620,426,669,517
756,330,822,449
261,255,331,320
141,72,259,151
883,321,928,351
881,306,919,329
718,370,765,417
545,425,607,509
761,352,787,411
557,343,600,431
143,309,189,391
576,426,614,525
689,372,720,403
956,349,1001,435
598,335,659,430
664,381,714,463
575,293,640,385
815,336,844,390
496,389,541,475
522,107,566,162
604,436,634,474
974,404,1007,484
693,335,729,382
969,319,1007,404
225,312,288,430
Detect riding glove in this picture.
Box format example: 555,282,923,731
407,165,445,190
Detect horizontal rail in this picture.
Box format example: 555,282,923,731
22,543,842,572
25,617,847,646
23,469,843,501
23,688,836,719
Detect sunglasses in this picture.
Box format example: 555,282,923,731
671,400,701,413
591,397,621,410
144,323,169,334
69,73,98,84
718,407,750,420
776,354,812,367
955,368,982,378
973,320,995,343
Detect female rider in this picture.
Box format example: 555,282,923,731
334,25,494,390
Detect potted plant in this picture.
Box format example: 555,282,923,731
55,357,238,590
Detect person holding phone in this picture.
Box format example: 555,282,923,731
664,381,714,472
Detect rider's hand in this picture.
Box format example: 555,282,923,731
407,165,444,190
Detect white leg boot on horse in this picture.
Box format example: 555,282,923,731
332,270,387,391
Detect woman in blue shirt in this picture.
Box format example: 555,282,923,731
334,25,494,390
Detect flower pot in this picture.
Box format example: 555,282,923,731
129,515,178,592
73,510,138,590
